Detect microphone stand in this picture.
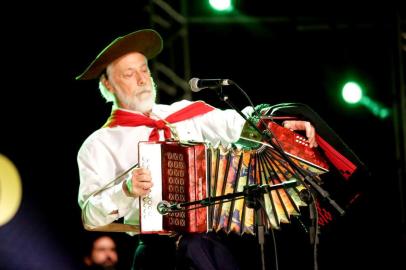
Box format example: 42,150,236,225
213,86,273,270
157,181,299,270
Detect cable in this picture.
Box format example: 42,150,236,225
257,198,279,270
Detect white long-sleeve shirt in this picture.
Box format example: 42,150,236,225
78,100,250,228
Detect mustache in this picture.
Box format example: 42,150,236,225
134,86,152,96
138,89,151,95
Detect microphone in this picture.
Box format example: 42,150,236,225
189,78,232,92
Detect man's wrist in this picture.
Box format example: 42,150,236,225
122,177,133,197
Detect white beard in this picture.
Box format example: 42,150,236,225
115,82,157,113
131,91,156,113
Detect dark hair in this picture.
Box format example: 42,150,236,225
82,232,116,257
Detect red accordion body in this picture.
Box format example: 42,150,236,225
138,141,208,234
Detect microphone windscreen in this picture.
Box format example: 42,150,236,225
188,78,200,92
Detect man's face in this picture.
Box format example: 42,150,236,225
106,51,156,113
90,236,118,267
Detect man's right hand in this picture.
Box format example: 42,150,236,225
123,167,153,197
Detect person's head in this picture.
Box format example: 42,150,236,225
99,52,157,113
84,235,118,269
76,29,163,113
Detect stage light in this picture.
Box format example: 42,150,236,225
0,154,22,226
340,80,390,120
342,81,363,104
208,0,233,12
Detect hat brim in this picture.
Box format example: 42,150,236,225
76,29,163,80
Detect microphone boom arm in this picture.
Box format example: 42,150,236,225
215,85,267,139
157,180,298,215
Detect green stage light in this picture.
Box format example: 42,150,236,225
342,81,363,104
340,81,391,120
209,0,233,12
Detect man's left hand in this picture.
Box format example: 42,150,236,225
282,120,318,148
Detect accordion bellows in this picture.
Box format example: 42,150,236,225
209,145,321,234
138,122,329,235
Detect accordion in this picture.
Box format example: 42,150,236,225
138,121,334,234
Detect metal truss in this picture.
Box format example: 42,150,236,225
147,0,192,103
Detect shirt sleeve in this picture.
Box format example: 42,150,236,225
77,138,136,227
196,106,253,145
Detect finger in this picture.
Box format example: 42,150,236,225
304,122,313,139
133,186,151,196
132,181,153,197
282,121,293,129
132,168,152,183
308,136,317,148
132,179,153,193
134,181,153,190
304,122,318,148
284,120,305,131
134,174,153,183
132,167,151,176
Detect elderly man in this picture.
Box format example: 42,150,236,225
76,29,317,270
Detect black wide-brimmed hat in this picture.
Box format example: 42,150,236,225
76,29,163,80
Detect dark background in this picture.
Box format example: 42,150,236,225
0,1,405,269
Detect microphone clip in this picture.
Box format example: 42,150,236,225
157,200,182,215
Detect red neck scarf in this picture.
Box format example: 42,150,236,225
104,101,215,141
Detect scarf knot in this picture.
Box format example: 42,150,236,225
155,120,167,129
